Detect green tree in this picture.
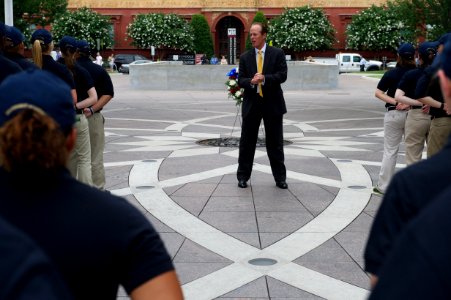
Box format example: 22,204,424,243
51,7,113,49
268,6,335,51
0,0,67,38
388,0,451,40
126,13,194,52
346,5,414,51
190,14,213,57
245,11,267,50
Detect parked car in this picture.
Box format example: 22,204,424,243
386,61,397,70
114,54,148,70
118,60,153,74
336,53,383,73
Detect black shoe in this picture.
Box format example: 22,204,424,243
276,181,288,189
238,180,248,188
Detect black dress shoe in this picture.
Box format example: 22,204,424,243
276,181,288,189
238,180,248,188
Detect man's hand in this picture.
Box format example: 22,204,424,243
251,73,264,85
422,105,430,114
83,107,93,118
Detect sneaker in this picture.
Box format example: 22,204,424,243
372,186,384,196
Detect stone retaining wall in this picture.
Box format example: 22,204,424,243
129,61,338,90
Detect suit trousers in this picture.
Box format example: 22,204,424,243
68,114,93,185
88,113,106,190
405,109,431,165
376,110,407,193
237,106,286,182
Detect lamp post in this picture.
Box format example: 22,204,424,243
4,0,14,25
397,21,404,45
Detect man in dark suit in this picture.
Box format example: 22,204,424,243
237,22,288,189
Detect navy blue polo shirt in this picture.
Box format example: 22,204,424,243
425,76,447,118
364,135,451,275
0,216,72,300
377,66,415,108
0,168,174,300
77,56,114,99
369,186,451,299
42,55,75,89
5,52,38,70
0,54,22,84
57,57,94,102
414,65,436,99
397,67,425,98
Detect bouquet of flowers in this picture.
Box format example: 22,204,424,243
226,67,243,106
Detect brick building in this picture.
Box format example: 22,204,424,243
67,0,388,59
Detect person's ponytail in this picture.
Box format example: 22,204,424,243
0,109,70,174
32,40,43,68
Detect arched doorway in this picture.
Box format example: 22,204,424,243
215,16,244,63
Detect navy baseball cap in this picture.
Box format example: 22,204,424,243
59,36,77,51
418,41,438,57
442,41,451,78
77,39,91,55
0,69,75,132
5,26,25,46
397,43,415,58
31,29,52,45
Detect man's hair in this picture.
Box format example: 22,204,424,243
251,22,268,35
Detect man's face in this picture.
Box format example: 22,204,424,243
250,24,266,50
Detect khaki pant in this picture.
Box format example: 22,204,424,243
405,109,431,165
88,113,106,189
376,110,407,193
68,114,92,185
427,117,451,158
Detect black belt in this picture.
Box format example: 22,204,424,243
75,109,83,114
411,106,422,109
386,106,396,111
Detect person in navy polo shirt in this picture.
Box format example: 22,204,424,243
0,70,183,300
372,43,415,196
0,22,22,84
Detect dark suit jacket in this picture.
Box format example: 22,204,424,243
238,45,287,118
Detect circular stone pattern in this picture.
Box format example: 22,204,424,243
197,137,293,148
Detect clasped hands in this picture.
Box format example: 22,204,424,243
251,73,265,85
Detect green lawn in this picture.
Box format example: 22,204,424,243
363,70,386,79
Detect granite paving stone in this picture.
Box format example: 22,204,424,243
219,277,268,298
203,196,255,212
173,239,231,263
226,232,261,248
256,211,314,233
174,262,232,285
158,232,185,259
171,196,210,216
172,183,218,197
267,277,325,299
199,211,258,233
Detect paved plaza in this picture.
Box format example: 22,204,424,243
105,73,396,300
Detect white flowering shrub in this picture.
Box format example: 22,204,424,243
268,6,335,51
346,5,414,51
52,7,113,48
126,13,194,51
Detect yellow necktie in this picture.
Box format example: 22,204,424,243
257,50,263,97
